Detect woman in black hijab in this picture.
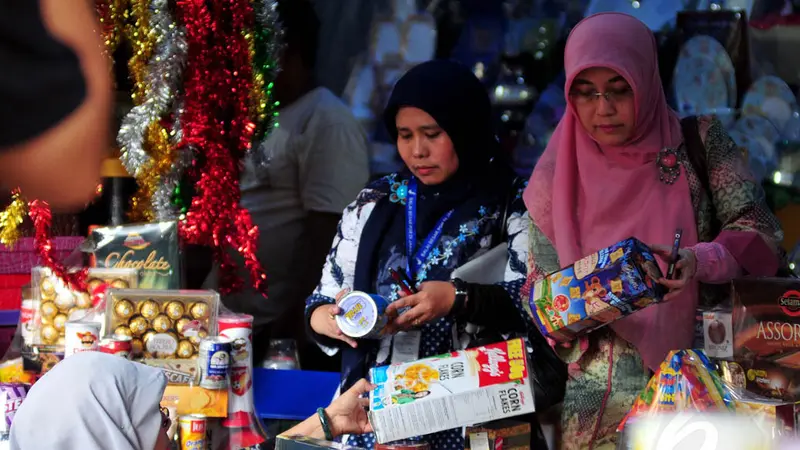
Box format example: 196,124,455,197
305,60,532,450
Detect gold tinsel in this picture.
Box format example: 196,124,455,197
244,30,267,127
0,190,28,248
129,121,173,222
96,0,129,60
126,0,156,105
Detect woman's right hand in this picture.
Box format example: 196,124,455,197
310,303,358,348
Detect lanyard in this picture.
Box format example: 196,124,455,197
405,178,454,280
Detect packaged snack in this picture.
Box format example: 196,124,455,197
142,359,201,385
105,289,218,360
731,278,800,365
90,221,181,289
161,385,228,417
368,338,535,444
528,237,665,342
21,349,63,384
703,309,733,359
31,267,138,346
719,359,800,402
0,383,26,431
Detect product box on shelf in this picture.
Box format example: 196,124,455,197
731,278,800,366
31,267,138,347
703,309,734,360
160,385,228,417
90,221,181,289
719,358,800,402
142,359,200,385
368,338,535,444
465,419,531,450
105,289,218,360
527,237,665,342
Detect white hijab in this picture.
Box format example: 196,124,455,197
10,352,166,450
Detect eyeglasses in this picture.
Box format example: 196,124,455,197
159,406,171,430
569,87,633,105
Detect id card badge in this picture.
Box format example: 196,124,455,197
391,330,422,364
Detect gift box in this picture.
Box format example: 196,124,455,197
730,278,800,366
528,237,665,342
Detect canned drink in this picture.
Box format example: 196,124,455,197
99,335,133,358
335,291,389,339
179,414,208,450
198,337,231,389
64,321,101,357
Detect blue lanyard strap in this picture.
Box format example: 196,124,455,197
405,178,454,280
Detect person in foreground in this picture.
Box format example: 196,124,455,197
0,0,110,209
522,13,783,450
10,352,374,449
306,60,533,450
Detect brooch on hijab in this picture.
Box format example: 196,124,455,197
657,147,680,185
390,179,409,205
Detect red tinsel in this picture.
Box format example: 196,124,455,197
28,200,88,293
175,0,267,296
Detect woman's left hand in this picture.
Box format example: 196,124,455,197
384,281,456,333
649,244,698,301
326,379,375,437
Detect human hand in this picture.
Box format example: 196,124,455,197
649,244,698,301
309,290,357,348
326,379,375,437
384,281,455,333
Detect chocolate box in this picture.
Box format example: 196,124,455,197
731,278,800,366
90,221,181,289
719,359,800,402
528,237,665,342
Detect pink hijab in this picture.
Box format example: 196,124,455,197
524,13,697,371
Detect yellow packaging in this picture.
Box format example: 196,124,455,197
161,385,228,417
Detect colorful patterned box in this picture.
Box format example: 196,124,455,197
528,237,665,342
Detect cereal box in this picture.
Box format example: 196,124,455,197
368,339,534,444
528,237,665,342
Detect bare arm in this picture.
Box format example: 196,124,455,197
0,0,110,211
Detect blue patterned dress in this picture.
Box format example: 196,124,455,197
305,173,532,450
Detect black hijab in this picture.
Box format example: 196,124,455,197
337,61,516,392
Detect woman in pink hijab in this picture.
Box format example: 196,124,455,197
523,13,783,449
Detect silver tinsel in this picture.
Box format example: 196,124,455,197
247,0,284,173
151,102,194,221
117,0,187,202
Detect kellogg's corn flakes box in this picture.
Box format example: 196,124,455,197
368,339,534,444
528,237,665,342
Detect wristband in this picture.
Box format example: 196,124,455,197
317,407,334,441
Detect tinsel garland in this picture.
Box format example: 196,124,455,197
28,201,88,293
250,0,282,143
118,0,187,221
95,0,128,59
0,190,27,248
176,0,267,295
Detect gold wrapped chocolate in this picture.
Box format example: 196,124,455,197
128,315,149,336
54,292,75,311
75,292,93,309
53,314,67,331
152,314,172,333
40,301,58,319
142,330,157,345
110,278,129,289
40,325,58,344
175,317,191,335
164,301,185,320
40,277,56,298
176,340,194,358
189,302,210,320
86,278,104,293
114,325,133,338
188,328,208,346
56,336,65,346
131,337,144,355
114,299,135,320
139,300,160,320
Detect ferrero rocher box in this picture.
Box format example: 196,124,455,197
31,267,139,347
90,221,181,289
105,289,218,360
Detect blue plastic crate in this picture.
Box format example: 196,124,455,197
253,369,340,420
